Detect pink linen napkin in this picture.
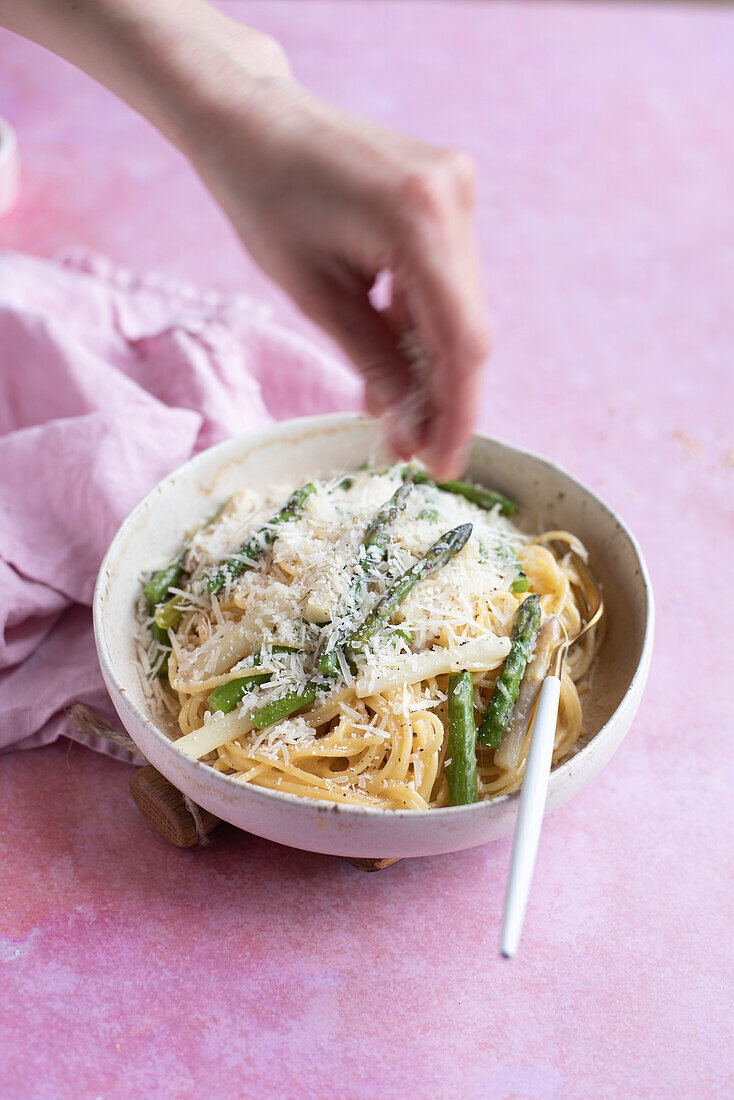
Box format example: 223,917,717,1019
0,249,360,763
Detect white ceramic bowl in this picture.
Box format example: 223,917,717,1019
93,414,653,858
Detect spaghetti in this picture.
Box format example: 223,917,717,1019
136,465,601,809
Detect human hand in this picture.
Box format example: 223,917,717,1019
182,50,490,480
0,0,490,478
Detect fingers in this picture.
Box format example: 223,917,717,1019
405,247,490,479
389,154,491,479
290,271,428,459
255,134,490,477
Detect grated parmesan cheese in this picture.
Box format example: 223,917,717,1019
143,464,530,765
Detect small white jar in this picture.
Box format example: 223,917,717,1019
0,115,19,218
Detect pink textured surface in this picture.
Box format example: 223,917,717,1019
0,249,359,758
1,2,732,1097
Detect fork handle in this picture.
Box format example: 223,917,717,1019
501,674,561,958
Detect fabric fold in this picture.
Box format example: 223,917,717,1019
0,249,361,761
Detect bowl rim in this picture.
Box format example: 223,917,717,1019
93,411,654,821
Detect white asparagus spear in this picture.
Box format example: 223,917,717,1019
354,635,510,699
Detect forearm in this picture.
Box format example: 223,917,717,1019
0,0,292,154
1,0,490,478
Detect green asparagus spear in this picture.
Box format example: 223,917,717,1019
446,671,479,805
207,673,272,715
258,644,303,659
403,467,517,516
511,572,529,593
477,594,542,748
318,483,412,677
144,502,228,672
149,621,171,679
323,624,409,672
205,645,303,715
206,483,316,594
154,594,186,631
251,685,318,730
347,522,473,657
143,556,186,612
317,651,341,679
143,501,227,611
363,483,412,549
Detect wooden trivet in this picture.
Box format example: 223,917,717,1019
70,706,400,872
130,765,402,872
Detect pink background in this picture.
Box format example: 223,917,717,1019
1,2,733,1097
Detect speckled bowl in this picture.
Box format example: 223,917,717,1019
93,414,653,857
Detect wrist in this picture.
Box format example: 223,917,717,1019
1,0,302,201
120,3,296,156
